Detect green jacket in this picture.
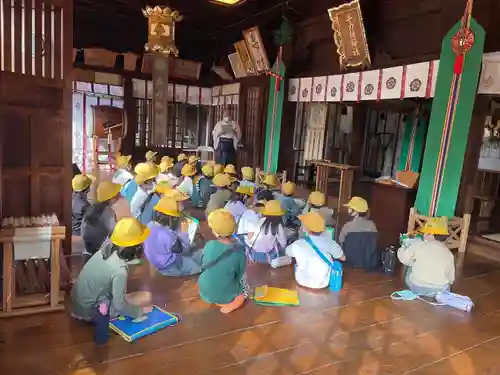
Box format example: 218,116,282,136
206,188,233,216
198,240,246,304
191,177,215,208
71,246,142,320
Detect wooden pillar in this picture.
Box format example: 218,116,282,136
151,53,169,147
121,77,137,156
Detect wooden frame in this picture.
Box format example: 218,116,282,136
406,207,471,253
0,226,65,318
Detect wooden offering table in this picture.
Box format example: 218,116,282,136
311,160,357,214
0,224,66,318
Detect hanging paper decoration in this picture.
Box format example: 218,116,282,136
243,26,271,73
228,53,247,79
288,78,300,102
342,73,360,102
360,70,379,101
299,78,313,102
234,40,257,76
326,75,342,102
311,76,327,102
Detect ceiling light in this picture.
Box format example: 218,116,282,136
210,0,247,6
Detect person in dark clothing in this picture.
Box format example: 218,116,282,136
172,153,188,178
72,174,95,236
213,109,241,166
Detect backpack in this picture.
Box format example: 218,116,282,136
382,245,397,275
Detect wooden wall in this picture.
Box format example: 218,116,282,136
0,0,73,252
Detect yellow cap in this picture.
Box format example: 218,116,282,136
309,191,326,207
96,181,121,203
153,197,181,217
241,167,254,181
154,181,173,194
213,164,224,174
282,181,296,196
261,200,285,216
159,159,174,172
188,155,200,164
181,163,197,177
201,164,214,177
177,153,187,162
208,209,236,237
299,211,326,233
213,173,232,188
164,189,190,202
116,155,132,169
110,218,150,247
135,162,159,184
72,174,95,192
262,174,277,187
420,217,449,235
344,196,368,213
161,156,174,165
236,185,254,196
224,164,237,175
145,150,157,162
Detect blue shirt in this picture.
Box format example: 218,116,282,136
121,180,138,204
130,188,160,225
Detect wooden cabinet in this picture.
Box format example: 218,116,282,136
370,182,416,249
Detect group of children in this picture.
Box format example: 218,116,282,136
70,150,456,320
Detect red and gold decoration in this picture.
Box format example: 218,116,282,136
327,0,371,70
142,5,183,56
451,0,475,75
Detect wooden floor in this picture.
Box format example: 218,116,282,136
4,192,500,374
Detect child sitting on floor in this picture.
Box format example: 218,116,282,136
191,164,215,209
224,164,238,191
239,167,256,189
198,209,248,314
111,155,134,186
145,150,158,164
72,174,95,236
213,164,224,175
81,181,121,262
71,218,153,321
339,197,379,270
130,163,161,225
302,191,335,227
172,153,188,178
224,185,254,223
177,163,197,197
398,217,455,296
245,200,288,266
157,156,179,187
286,211,345,289
206,173,234,217
144,197,203,277
279,182,301,226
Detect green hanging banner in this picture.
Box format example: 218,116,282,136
263,56,286,173
415,17,484,217
398,108,429,173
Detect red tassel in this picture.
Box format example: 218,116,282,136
454,54,464,75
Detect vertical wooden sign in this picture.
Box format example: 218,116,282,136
152,53,169,146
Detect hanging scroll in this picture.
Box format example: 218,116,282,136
327,0,371,69
242,26,270,73
234,40,256,76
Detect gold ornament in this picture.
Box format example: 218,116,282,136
142,5,183,56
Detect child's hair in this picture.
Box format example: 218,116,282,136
229,192,246,204
256,190,274,202
154,211,180,229
102,238,144,262
261,216,283,236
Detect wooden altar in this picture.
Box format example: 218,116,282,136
311,160,357,214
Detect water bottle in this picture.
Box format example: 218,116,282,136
329,261,343,292
93,303,110,345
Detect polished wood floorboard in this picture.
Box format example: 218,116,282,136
3,196,500,374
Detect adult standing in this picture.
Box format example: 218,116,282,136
213,109,241,166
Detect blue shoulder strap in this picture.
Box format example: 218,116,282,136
304,236,334,268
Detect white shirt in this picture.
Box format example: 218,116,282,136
177,177,193,197
156,173,180,187
247,218,287,253
212,118,241,149
286,235,344,289
237,209,260,235
112,169,134,186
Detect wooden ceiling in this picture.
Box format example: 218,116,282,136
73,0,344,65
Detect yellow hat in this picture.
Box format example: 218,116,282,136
96,181,121,203
344,196,368,213
213,164,224,174
153,197,181,217
159,157,174,172
135,163,159,184
262,174,277,187
208,209,236,237
241,167,254,181
181,163,197,177
177,153,187,162
116,155,132,169
202,164,214,177
236,185,254,196
161,156,174,165
154,181,173,194
164,189,190,202
110,218,150,247
299,211,326,233
261,200,285,216
213,173,232,188
224,164,237,175
145,150,157,162
309,191,326,207
282,181,296,196
72,174,95,192
420,217,449,236
188,155,200,164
